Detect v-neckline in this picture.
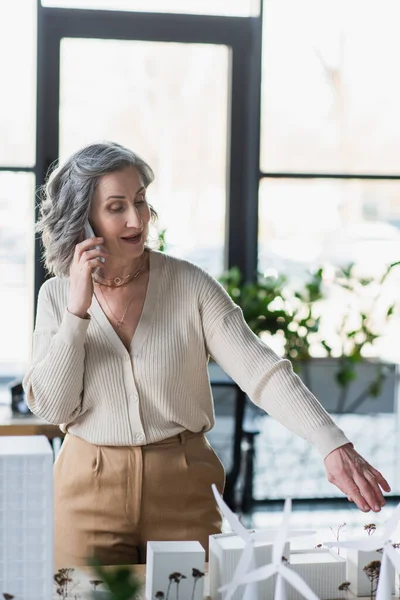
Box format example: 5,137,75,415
89,250,163,358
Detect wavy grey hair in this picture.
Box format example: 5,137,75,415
36,141,157,277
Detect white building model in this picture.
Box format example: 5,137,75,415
0,435,53,600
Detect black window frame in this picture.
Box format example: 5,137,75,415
258,0,400,263
34,1,263,308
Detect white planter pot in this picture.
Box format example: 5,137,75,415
293,359,398,414
287,549,347,600
346,548,395,597
209,358,398,414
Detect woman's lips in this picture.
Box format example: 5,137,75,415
121,233,142,245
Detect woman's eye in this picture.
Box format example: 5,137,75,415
136,197,146,204
109,206,124,212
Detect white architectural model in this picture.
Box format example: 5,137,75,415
212,485,321,600
287,549,346,600
326,502,400,599
0,435,53,600
209,531,290,600
146,540,205,600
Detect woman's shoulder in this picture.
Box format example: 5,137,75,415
154,251,232,310
38,275,70,304
154,249,211,277
156,250,219,287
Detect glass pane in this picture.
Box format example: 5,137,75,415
42,0,259,16
0,172,35,387
258,177,400,360
60,39,230,275
260,0,400,174
0,1,36,166
259,178,400,273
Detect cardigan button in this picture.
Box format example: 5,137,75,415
135,433,144,443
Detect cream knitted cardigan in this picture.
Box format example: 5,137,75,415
23,250,350,457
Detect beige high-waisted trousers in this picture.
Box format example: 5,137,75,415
53,430,225,568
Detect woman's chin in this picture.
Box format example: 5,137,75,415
118,238,147,258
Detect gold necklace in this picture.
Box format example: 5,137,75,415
93,255,146,288
96,257,147,328
94,271,135,287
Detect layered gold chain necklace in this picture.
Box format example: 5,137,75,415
93,266,141,288
94,255,147,328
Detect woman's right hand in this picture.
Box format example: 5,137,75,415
67,237,108,319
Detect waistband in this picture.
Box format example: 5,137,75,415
64,429,204,449
153,430,204,447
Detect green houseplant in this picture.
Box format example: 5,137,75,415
219,261,400,413
88,558,142,600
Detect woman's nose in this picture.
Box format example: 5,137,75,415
126,205,143,229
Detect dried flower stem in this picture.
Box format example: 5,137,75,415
330,522,346,555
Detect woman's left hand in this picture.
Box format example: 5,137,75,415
324,443,391,512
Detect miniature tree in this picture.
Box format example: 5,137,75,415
363,560,381,600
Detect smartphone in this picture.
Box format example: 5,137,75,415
84,221,97,241
84,221,105,263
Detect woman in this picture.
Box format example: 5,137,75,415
23,141,390,569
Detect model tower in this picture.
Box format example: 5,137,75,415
0,435,53,599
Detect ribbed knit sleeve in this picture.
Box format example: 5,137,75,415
22,280,89,424
199,271,351,458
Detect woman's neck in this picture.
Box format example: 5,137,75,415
97,250,147,282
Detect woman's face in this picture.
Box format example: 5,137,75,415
89,166,151,259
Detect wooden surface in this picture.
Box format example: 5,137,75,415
0,405,64,439
60,564,390,600
64,565,211,600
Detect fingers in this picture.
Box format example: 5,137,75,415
352,456,390,509
369,466,391,493
343,470,389,509
333,475,371,512
75,237,104,261
363,469,388,504
353,470,384,512
76,249,108,269
325,447,390,513
84,258,106,271
79,248,108,264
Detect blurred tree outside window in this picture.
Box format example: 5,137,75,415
258,0,400,362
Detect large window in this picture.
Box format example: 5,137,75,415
0,1,36,166
59,38,230,275
0,1,254,393
260,0,400,174
258,0,400,362
5,0,400,383
0,0,37,383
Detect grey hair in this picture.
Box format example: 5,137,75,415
36,141,157,277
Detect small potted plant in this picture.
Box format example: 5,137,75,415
219,261,400,414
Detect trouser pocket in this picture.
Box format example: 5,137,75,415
183,434,226,494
